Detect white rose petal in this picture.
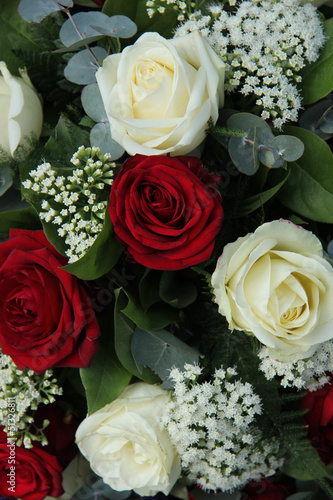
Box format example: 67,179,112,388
96,31,224,156
76,383,181,496
0,62,43,157
211,219,333,362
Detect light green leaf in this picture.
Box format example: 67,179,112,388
90,122,125,159
270,135,304,162
131,328,200,389
61,210,123,280
300,18,333,105
278,126,333,223
0,166,14,197
59,11,110,46
92,15,137,38
80,308,132,415
81,83,107,122
18,0,73,23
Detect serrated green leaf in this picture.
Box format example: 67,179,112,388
131,327,200,389
90,122,125,159
114,289,160,383
80,308,132,415
61,210,123,280
278,126,333,223
64,46,107,85
300,18,333,105
44,115,90,161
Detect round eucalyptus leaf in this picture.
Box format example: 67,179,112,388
258,148,285,169
319,106,333,134
64,46,107,85
0,166,14,197
256,127,275,147
227,112,271,132
18,0,73,23
90,122,125,160
299,100,333,140
91,15,137,38
59,11,110,46
270,135,305,162
228,126,261,175
55,35,105,53
81,83,107,122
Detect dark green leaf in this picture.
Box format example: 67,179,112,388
114,289,159,383
131,327,200,389
227,112,271,132
299,100,333,140
61,211,123,280
159,270,198,308
300,18,333,105
44,115,90,162
228,126,261,175
283,441,333,480
0,206,41,235
80,308,132,415
278,127,333,223
139,269,162,312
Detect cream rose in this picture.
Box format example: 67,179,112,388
211,219,333,362
0,62,43,157
75,383,181,496
96,31,224,156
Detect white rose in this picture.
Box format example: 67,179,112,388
211,219,333,362
0,62,43,157
75,383,181,496
96,31,224,156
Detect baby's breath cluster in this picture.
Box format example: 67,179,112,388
175,0,326,128
22,146,116,263
146,0,192,21
161,364,282,492
259,340,333,391
0,352,63,448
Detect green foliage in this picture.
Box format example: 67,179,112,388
18,0,73,23
102,0,178,40
299,99,333,141
300,18,333,105
0,206,41,236
80,308,132,415
61,211,123,280
0,166,14,197
71,475,131,500
131,327,200,389
278,127,333,223
64,46,107,85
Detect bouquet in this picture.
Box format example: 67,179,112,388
0,0,333,499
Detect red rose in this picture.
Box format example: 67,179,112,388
241,478,291,499
302,379,333,464
92,0,105,5
0,229,100,373
0,427,64,500
109,155,223,270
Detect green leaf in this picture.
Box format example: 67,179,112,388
114,289,159,383
237,169,290,216
80,308,132,415
18,0,73,23
278,126,333,223
269,135,304,162
0,206,41,235
102,0,178,39
64,47,107,85
159,270,198,308
300,18,333,105
139,268,162,312
0,166,14,197
61,210,123,280
286,494,318,500
92,15,137,39
44,115,90,162
81,83,107,123
228,126,261,175
299,100,333,140
131,327,200,389
283,440,333,480
0,0,41,73
59,11,110,46
227,112,271,132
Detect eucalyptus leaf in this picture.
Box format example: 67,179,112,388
61,211,123,280
91,15,137,38
0,166,14,197
18,0,73,23
90,122,125,159
227,112,271,132
299,100,333,140
258,148,285,169
278,127,333,223
131,327,200,389
80,307,132,415
269,135,304,162
300,18,333,105
54,35,105,53
71,474,131,500
81,83,107,125
64,46,107,85
59,11,110,46
228,126,261,175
